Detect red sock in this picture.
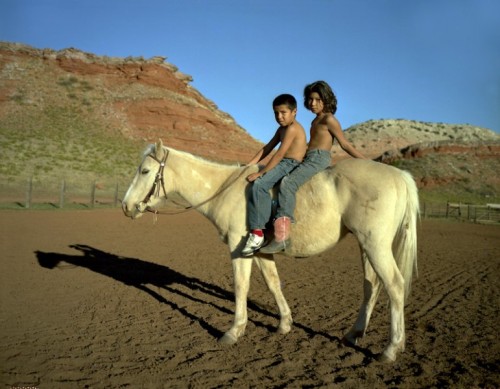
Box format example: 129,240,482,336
251,229,264,237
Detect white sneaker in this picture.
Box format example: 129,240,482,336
241,233,264,256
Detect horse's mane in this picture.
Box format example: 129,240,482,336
144,144,243,172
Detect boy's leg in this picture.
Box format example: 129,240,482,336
247,159,300,230
248,178,273,231
243,159,299,256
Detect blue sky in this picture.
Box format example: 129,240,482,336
2,0,499,142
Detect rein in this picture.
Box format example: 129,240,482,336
140,149,249,216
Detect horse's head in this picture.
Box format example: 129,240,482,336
122,140,170,219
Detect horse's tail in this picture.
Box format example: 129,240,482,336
394,170,420,302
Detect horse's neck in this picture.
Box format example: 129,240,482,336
169,151,238,213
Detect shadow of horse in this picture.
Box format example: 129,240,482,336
35,244,372,358
36,244,283,338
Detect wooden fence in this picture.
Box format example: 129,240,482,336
3,178,500,224
441,202,500,224
421,202,500,224
4,177,126,209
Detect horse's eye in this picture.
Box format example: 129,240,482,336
141,168,150,175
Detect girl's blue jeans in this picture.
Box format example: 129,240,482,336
276,149,331,222
248,158,300,230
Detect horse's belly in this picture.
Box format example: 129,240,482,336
284,240,335,258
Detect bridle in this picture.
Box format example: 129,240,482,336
136,148,250,216
137,149,170,214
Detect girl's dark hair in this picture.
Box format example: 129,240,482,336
273,94,297,110
303,81,337,114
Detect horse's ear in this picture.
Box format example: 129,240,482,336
155,139,164,159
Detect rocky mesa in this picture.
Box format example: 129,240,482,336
0,41,262,164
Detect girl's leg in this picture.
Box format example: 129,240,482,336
276,150,331,221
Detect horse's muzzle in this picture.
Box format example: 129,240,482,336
121,201,144,219
121,201,132,217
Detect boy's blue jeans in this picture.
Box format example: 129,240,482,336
276,149,331,222
248,158,301,230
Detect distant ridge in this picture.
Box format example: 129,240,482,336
332,119,498,161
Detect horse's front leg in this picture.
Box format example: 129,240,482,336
218,256,253,345
254,255,293,334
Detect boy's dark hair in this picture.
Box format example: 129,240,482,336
304,80,338,114
273,94,297,110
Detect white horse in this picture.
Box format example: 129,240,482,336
122,140,419,363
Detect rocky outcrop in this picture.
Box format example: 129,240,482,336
331,119,499,161
375,141,500,164
0,41,262,164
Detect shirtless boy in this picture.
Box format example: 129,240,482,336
241,94,307,256
260,81,367,254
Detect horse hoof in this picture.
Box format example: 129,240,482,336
218,333,237,345
277,318,293,335
376,352,396,363
341,335,357,348
277,326,291,335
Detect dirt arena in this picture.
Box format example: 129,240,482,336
1,209,498,388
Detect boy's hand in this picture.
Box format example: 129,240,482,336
246,172,262,182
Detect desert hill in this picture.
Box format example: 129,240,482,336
0,41,261,166
0,42,499,203
333,120,499,202
331,119,498,160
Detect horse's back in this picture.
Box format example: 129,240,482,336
290,159,415,256
327,159,413,230
299,158,408,214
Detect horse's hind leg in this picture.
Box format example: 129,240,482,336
255,255,293,334
343,248,382,347
364,245,406,362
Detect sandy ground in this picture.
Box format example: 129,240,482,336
0,209,499,388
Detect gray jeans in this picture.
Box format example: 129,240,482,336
276,149,331,221
248,158,300,230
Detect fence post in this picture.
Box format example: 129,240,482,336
114,183,119,207
25,177,33,209
90,180,96,208
59,180,66,208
